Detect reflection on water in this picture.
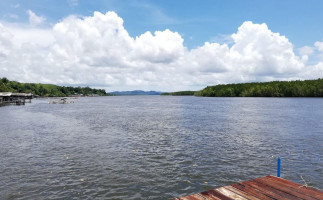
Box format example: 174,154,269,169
0,96,322,199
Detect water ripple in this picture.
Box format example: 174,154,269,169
0,97,322,199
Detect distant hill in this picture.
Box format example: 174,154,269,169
110,90,162,95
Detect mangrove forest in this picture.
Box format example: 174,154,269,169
0,77,110,97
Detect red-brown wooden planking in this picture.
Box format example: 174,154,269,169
239,179,299,200
176,194,211,200
223,186,262,200
173,176,323,200
254,176,319,200
200,189,234,200
215,187,248,200
264,175,323,200
231,183,275,200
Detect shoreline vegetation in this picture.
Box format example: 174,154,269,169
162,91,196,96
0,77,112,97
162,78,323,97
1,77,322,97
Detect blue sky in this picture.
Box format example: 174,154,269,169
1,0,322,49
0,0,322,91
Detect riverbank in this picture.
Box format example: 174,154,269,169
162,78,323,97
0,77,111,97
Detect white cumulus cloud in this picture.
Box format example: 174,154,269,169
314,41,323,52
27,10,45,27
0,11,322,91
231,22,304,76
299,46,314,56
0,23,14,58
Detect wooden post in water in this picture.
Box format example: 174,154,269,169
277,157,281,177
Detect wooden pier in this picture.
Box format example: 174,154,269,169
0,92,33,106
174,175,322,200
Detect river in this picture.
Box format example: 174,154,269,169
0,96,322,199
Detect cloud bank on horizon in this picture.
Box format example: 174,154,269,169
0,11,322,91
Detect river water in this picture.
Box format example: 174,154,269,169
0,96,322,199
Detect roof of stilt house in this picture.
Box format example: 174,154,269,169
0,92,12,96
0,92,33,97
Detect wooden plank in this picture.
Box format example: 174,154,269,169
224,185,262,200
216,187,248,200
200,189,234,200
231,183,275,200
255,176,319,200
265,176,323,199
240,179,300,200
197,192,223,200
178,194,210,200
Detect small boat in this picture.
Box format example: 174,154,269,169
49,98,74,104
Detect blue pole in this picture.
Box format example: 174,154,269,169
277,157,281,177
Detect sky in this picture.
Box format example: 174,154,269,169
0,0,322,92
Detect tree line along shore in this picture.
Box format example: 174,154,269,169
162,79,323,97
1,77,322,97
0,77,111,97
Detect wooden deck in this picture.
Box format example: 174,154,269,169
173,175,323,200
